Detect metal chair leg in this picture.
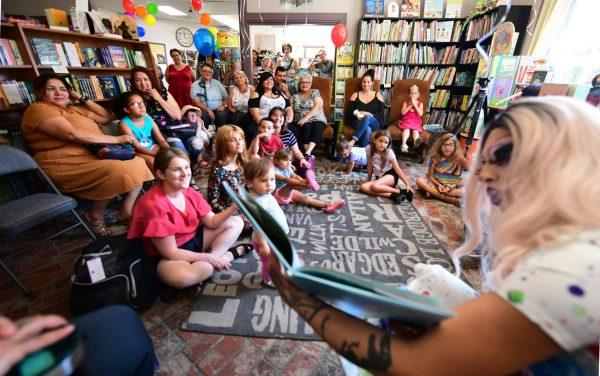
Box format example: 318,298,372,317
71,209,97,240
0,259,31,296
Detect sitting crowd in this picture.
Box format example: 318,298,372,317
16,60,600,375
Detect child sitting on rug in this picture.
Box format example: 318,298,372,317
415,133,469,206
244,158,288,288
329,139,367,175
248,118,284,160
359,130,414,204
273,148,345,213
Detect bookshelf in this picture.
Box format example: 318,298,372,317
355,16,464,127
0,21,157,136
451,5,532,131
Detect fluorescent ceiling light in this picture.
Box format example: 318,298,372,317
158,6,186,16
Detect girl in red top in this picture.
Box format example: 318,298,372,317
128,148,246,290
398,84,424,153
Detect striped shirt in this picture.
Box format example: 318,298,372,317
430,158,463,188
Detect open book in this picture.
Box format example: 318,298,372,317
224,183,454,326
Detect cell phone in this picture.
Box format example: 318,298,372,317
8,328,84,376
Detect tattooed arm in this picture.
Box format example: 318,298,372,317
268,253,562,376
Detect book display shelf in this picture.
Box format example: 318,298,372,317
0,21,157,140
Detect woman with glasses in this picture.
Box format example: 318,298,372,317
20,73,154,237
290,73,328,157
190,63,229,128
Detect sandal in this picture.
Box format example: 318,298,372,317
83,212,113,237
228,243,253,259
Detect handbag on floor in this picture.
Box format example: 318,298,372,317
69,234,157,316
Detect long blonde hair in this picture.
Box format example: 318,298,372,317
455,97,600,288
213,124,248,168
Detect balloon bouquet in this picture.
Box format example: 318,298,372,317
120,0,159,38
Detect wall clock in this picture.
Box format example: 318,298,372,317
176,27,193,47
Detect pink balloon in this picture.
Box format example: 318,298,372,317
331,23,348,48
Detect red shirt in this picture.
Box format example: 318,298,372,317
127,183,212,256
258,135,284,159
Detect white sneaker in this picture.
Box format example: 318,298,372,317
401,144,409,153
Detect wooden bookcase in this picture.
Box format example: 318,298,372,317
355,16,465,127
0,21,157,137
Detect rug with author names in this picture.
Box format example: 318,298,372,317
182,176,454,339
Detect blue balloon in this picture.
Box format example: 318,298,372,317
214,49,220,59
194,28,216,57
137,26,146,38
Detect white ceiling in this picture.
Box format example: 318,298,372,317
93,0,239,30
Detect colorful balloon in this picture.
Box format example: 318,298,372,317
135,5,148,18
200,13,211,26
191,0,203,12
208,26,218,38
331,23,348,48
122,0,135,14
144,14,156,26
137,26,146,37
194,28,216,57
146,2,158,15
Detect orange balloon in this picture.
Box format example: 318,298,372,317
135,5,148,18
200,13,211,26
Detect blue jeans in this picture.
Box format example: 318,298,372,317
73,305,158,376
167,138,204,163
352,115,380,147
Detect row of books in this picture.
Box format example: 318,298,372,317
411,20,462,43
64,75,131,100
0,81,35,108
356,65,406,87
448,94,470,111
0,39,25,65
407,45,458,65
359,19,412,42
335,66,354,79
454,71,475,87
463,13,497,41
358,43,410,64
29,38,147,68
458,48,481,64
429,89,451,108
422,66,457,87
425,108,448,125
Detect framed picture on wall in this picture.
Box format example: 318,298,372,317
149,42,167,68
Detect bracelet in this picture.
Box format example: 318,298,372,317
80,95,89,103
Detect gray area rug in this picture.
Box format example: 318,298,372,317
182,176,455,339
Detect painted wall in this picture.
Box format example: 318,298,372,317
2,0,75,16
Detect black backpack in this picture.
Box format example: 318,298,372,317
69,234,158,316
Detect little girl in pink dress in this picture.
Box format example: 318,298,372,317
398,84,424,153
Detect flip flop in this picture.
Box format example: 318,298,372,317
228,243,253,259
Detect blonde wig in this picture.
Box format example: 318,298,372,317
429,133,463,164
214,124,248,168
454,96,600,288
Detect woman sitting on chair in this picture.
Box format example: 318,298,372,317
346,69,385,148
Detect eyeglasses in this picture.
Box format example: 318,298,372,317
201,70,213,74
128,101,146,108
299,81,311,85
45,86,68,93
441,142,455,148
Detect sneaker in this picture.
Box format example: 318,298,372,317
414,137,423,148
326,199,346,214
401,189,414,202
263,279,276,288
389,192,404,204
305,170,320,191
401,144,409,153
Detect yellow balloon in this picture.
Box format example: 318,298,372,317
144,14,156,26
208,26,218,38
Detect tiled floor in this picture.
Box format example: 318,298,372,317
0,155,478,375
